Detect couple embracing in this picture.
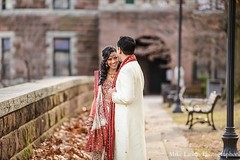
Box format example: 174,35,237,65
85,36,147,160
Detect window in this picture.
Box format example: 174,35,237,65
53,38,71,76
196,0,212,11
194,60,209,81
2,0,6,9
126,0,134,4
1,38,11,79
46,31,77,76
2,38,10,52
196,0,225,11
2,0,13,10
215,0,224,10
53,0,70,9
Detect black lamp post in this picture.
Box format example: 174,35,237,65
219,0,240,159
173,0,183,113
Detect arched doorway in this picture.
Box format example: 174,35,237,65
135,35,171,95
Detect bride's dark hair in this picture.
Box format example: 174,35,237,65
98,46,120,85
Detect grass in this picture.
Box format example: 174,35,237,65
163,100,240,160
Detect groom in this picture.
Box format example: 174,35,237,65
109,36,147,160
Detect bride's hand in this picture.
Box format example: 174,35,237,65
86,116,93,130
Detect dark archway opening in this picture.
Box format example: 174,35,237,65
149,58,170,94
135,35,171,95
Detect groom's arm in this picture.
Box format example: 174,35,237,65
111,66,135,105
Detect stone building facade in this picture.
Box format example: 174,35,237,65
0,0,226,94
0,0,99,86
98,0,226,94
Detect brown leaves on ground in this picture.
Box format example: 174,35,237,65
31,107,92,160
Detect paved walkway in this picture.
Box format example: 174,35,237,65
144,95,198,160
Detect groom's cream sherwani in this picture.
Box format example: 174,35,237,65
112,61,147,160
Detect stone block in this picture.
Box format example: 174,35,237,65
59,91,64,104
8,132,17,158
74,86,79,96
1,136,10,160
66,88,74,100
0,131,17,159
35,99,48,117
48,95,55,110
0,138,2,159
35,116,44,136
0,118,3,138
34,118,41,140
78,84,90,95
58,103,65,119
63,91,69,102
55,107,62,122
71,87,78,99
25,103,36,122
39,114,49,134
2,112,16,137
63,101,71,116
53,94,61,107
17,126,29,151
15,129,20,153
48,108,57,127
42,113,50,132
24,121,37,145
15,107,27,130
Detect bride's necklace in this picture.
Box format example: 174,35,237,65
108,71,116,79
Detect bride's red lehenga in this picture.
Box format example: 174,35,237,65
85,71,114,160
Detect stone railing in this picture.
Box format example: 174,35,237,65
0,76,94,160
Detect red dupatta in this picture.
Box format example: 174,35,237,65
85,71,108,153
107,54,137,160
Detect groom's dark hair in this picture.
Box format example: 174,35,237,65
117,36,136,55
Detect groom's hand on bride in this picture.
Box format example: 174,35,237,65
108,87,116,96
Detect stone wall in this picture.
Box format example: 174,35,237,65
0,76,94,160
0,0,99,84
75,0,98,9
0,12,99,81
14,0,47,8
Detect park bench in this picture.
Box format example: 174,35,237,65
166,85,204,107
166,86,186,107
185,91,221,130
185,86,205,98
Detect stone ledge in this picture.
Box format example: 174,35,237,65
0,76,93,118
